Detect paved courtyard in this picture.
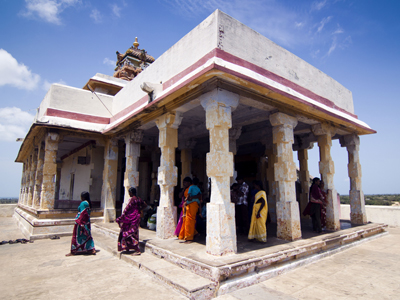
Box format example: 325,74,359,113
1,216,399,299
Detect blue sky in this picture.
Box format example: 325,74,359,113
0,0,399,197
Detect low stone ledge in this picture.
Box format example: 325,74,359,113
14,207,104,240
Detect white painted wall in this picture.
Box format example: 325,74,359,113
341,204,400,227
37,84,113,120
59,148,93,200
217,12,354,114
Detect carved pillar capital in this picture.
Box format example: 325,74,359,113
155,111,183,130
293,134,315,151
312,123,336,137
339,133,360,148
200,89,239,130
126,130,144,144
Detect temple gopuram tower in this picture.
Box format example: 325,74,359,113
114,37,155,81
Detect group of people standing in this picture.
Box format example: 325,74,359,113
64,176,328,257
65,187,146,257
231,178,269,243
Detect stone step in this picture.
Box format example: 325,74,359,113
92,227,216,300
93,222,388,298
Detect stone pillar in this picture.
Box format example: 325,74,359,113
179,139,196,186
297,149,310,218
18,162,27,205
150,148,160,204
340,134,367,224
123,130,143,212
201,89,238,256
33,143,45,209
101,138,119,222
40,132,59,210
293,136,314,219
23,157,31,206
312,123,340,231
264,140,277,223
229,126,242,185
27,149,38,207
270,112,301,241
155,112,182,239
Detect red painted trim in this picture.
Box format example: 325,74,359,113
213,64,376,134
162,48,357,119
103,60,375,134
45,108,110,124
110,95,148,123
103,64,217,132
45,48,371,134
162,49,218,90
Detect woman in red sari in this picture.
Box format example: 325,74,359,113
116,187,147,255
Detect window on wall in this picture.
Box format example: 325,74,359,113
69,173,75,200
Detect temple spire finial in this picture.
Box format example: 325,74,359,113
133,37,139,49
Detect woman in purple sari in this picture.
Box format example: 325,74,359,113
116,187,147,255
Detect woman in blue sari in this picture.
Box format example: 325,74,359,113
66,191,96,256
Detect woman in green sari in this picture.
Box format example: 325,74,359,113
66,191,96,256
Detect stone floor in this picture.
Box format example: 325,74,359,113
216,225,400,300
1,216,399,299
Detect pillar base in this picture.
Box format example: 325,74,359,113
326,189,341,231
206,203,237,256
276,201,302,241
156,205,177,239
349,190,367,225
104,208,116,223
350,212,367,225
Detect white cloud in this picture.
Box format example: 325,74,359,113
112,4,121,17
42,79,66,91
327,36,337,56
103,58,116,66
0,107,35,142
332,25,344,35
22,0,80,25
0,49,40,90
90,8,102,23
317,16,332,33
311,0,328,11
295,22,304,28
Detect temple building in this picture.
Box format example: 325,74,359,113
14,10,375,256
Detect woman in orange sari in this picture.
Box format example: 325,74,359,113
179,178,201,244
175,177,192,236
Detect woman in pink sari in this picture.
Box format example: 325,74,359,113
116,187,147,256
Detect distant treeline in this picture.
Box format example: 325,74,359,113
0,198,18,204
340,194,400,206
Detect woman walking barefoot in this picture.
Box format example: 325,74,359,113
116,187,147,255
66,191,96,256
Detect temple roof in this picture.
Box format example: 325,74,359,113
116,37,155,65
